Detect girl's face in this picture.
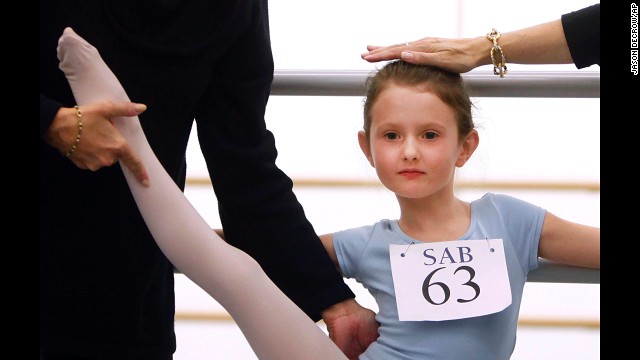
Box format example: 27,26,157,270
359,84,477,200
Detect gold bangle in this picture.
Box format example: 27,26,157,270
486,28,507,78
64,105,84,158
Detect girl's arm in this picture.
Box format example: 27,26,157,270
537,212,600,269
319,233,340,269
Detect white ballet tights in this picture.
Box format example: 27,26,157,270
56,27,347,360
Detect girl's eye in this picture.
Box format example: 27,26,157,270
423,131,437,140
384,132,399,140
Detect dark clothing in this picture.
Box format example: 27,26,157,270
40,0,354,358
561,3,600,68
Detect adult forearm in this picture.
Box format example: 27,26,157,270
493,19,573,66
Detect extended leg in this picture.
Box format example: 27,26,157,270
56,27,347,360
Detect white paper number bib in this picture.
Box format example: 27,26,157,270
390,239,512,321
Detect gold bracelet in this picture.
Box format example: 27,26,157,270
64,105,84,158
486,28,507,78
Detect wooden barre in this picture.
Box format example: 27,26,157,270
174,311,600,329
186,177,600,192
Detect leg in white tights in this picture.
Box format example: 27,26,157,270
56,27,347,360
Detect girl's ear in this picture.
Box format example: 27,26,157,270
358,131,375,167
456,129,479,167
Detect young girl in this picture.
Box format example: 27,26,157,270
318,60,599,359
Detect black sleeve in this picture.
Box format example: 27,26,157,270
194,0,356,322
40,94,61,139
561,3,600,68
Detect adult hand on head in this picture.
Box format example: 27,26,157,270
322,298,380,360
44,100,150,186
361,36,487,74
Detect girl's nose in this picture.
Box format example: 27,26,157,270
402,140,420,161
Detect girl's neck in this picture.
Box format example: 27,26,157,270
397,194,471,243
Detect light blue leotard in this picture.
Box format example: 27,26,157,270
333,193,546,360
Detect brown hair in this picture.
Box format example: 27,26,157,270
362,60,475,141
